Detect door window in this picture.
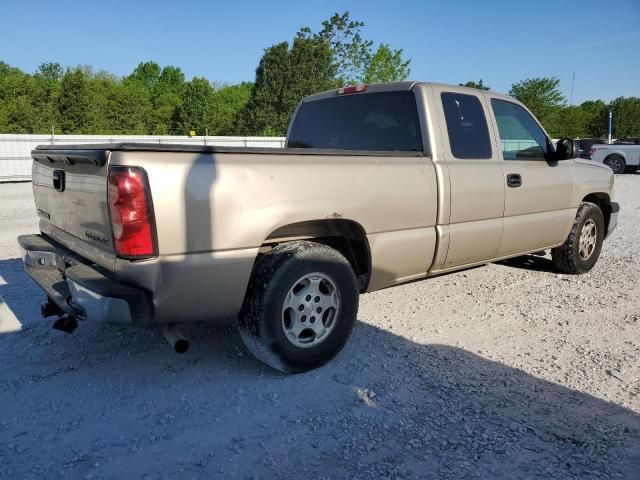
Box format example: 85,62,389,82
491,99,548,160
441,92,492,159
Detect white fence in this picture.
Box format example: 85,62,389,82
0,134,286,182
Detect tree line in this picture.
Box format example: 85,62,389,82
1,12,638,139
0,13,410,137
461,78,639,139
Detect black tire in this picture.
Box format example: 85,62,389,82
239,241,358,373
551,202,605,274
604,155,626,174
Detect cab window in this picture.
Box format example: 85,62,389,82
287,91,423,152
491,99,548,160
441,92,492,159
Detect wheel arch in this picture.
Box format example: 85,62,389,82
603,151,626,161
262,219,372,292
582,192,612,236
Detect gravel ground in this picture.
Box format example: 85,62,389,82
1,177,639,480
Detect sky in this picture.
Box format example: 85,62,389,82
1,0,639,104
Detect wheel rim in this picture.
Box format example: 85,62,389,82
281,272,340,348
607,158,622,173
578,219,598,260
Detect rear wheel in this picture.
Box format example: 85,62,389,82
604,155,626,174
552,202,605,274
239,241,358,373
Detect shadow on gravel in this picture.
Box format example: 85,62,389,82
498,254,559,274
0,258,41,333
1,257,639,479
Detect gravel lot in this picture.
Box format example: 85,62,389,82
1,177,639,479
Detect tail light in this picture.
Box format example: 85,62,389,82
589,146,596,158
108,167,157,259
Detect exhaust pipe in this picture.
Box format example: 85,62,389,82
163,324,189,353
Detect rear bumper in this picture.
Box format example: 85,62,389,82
606,202,620,239
18,234,151,325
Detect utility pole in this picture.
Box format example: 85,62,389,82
608,110,613,144
569,72,575,106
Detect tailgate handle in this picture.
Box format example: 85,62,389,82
52,170,65,192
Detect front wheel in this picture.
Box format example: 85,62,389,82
239,241,358,373
552,202,605,274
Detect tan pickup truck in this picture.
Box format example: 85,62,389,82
19,81,619,373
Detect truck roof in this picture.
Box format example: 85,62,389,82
302,81,511,103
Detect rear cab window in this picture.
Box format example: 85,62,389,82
287,91,423,152
441,92,492,159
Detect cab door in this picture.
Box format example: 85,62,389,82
488,97,575,256
432,87,505,269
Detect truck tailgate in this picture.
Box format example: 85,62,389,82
31,147,116,270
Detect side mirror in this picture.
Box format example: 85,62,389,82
554,138,578,160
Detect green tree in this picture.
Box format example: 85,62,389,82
171,77,216,135
33,62,63,131
284,36,337,115
58,68,90,133
127,61,161,90
84,69,119,133
2,93,39,133
509,77,565,122
0,61,20,77
299,12,371,84
107,81,153,134
237,42,290,135
35,62,63,82
0,67,41,133
150,66,186,134
609,97,640,138
459,79,490,90
363,44,411,83
238,36,336,135
578,100,608,137
209,82,252,135
543,106,587,138
298,11,411,85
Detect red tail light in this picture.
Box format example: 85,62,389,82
108,167,157,259
589,146,596,158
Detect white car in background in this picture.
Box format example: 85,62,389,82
590,143,640,174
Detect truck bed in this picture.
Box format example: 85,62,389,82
33,142,424,157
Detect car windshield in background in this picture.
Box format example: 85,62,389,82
287,91,423,152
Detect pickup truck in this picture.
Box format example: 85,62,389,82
590,143,640,173
19,81,619,373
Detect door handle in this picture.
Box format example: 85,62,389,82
506,174,522,188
